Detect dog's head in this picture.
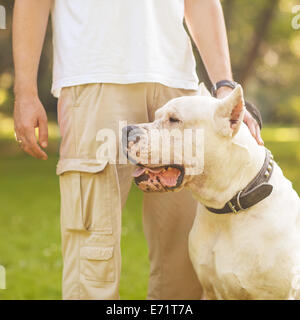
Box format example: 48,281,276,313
122,83,246,193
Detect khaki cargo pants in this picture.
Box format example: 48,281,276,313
57,83,203,300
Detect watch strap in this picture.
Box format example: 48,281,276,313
211,80,238,97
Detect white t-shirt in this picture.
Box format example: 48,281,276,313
51,0,199,97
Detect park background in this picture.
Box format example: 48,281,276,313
0,0,299,299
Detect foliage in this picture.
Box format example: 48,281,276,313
0,0,299,123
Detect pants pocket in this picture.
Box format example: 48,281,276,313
80,246,115,282
58,159,118,234
59,171,86,231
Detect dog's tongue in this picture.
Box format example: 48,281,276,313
132,166,181,188
159,169,181,187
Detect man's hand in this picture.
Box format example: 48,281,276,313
13,0,51,160
243,109,264,146
14,93,48,160
217,87,264,146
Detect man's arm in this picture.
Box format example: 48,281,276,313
13,0,52,160
185,0,263,145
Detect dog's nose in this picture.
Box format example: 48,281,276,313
122,125,142,146
122,125,138,140
122,125,139,152
122,125,141,164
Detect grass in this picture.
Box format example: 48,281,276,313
0,152,147,300
0,125,299,300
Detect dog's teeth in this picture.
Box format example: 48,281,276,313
268,165,272,172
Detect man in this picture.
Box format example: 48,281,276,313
13,0,263,300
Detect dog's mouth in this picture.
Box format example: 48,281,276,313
132,164,185,192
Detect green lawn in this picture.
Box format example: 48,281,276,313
0,152,147,300
0,126,299,300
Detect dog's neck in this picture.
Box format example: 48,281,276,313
187,123,266,209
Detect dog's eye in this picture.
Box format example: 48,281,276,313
169,117,180,123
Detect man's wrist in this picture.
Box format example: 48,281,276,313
216,86,234,99
14,82,38,99
211,80,238,97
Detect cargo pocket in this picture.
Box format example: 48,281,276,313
80,246,115,282
58,158,119,234
59,171,86,231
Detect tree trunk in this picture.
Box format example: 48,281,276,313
236,0,279,85
222,0,235,30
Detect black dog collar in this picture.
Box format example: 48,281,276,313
206,148,274,215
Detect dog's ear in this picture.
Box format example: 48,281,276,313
197,83,211,97
214,85,245,137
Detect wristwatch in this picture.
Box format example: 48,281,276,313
211,80,238,97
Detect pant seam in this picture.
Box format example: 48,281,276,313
111,164,122,299
78,231,82,299
71,87,78,156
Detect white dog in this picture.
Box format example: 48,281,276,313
123,84,300,300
